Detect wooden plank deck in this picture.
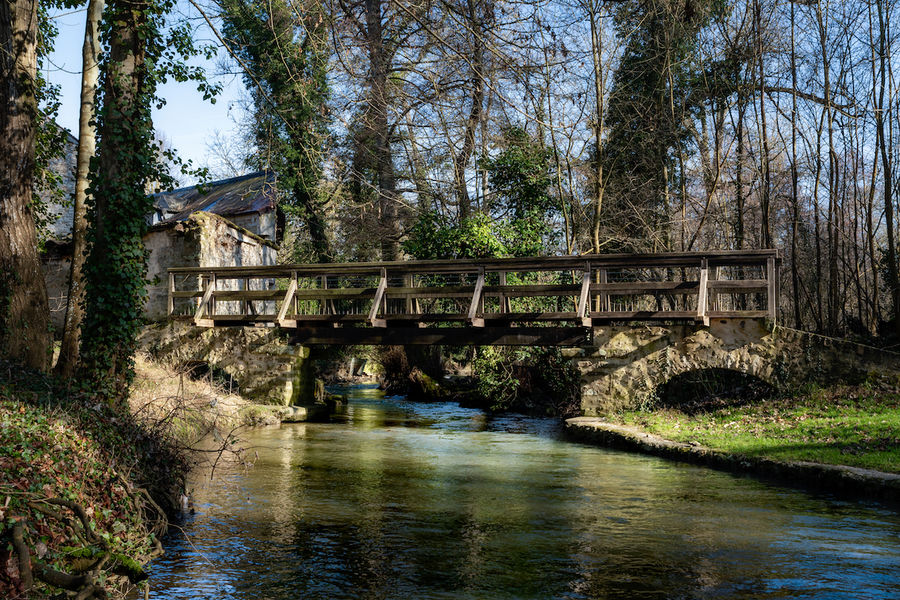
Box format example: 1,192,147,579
167,250,779,345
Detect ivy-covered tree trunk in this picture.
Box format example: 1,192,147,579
79,0,157,401
0,0,51,371
219,0,332,263
56,0,106,378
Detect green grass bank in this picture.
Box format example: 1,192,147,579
567,376,900,502
611,380,900,474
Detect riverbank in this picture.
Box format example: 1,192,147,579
0,351,290,599
566,378,900,503
0,360,185,599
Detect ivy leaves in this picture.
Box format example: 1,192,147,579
404,127,556,261
79,0,218,402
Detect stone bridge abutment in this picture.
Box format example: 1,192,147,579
568,320,900,415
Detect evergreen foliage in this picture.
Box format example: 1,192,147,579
603,0,728,249
219,0,331,262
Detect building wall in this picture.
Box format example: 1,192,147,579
42,136,78,242
145,224,202,321
42,213,279,328
230,211,277,241
196,213,278,316
145,213,278,321
42,253,72,334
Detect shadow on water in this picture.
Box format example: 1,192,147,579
145,386,900,600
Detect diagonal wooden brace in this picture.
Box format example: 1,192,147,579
577,264,592,327
194,274,216,327
277,272,298,328
467,267,485,327
369,268,388,327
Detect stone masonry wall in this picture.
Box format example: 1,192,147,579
139,322,311,406
42,254,72,333
571,319,900,416
145,212,278,321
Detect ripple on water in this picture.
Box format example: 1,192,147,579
143,389,900,600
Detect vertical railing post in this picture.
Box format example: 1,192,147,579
167,272,175,316
499,271,510,313
697,259,709,326
767,256,777,322
477,270,485,316
709,266,719,312
597,268,609,313
404,273,414,315
197,274,205,312
209,274,217,318
321,274,329,315
242,277,249,316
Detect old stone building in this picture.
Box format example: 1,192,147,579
42,166,282,332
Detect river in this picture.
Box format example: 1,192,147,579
146,385,900,599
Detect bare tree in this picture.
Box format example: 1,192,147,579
56,0,106,378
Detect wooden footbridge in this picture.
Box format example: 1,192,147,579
167,250,779,346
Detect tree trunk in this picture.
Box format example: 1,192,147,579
293,180,331,263
56,0,105,378
364,0,400,261
875,0,900,335
735,95,745,252
588,0,605,254
453,0,485,221
816,2,839,333
0,0,51,371
755,0,772,249
789,0,802,329
78,0,152,400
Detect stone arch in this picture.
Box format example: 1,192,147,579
651,367,777,414
576,320,782,415
574,319,900,416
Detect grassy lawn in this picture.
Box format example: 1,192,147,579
612,380,900,474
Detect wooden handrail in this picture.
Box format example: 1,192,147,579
167,250,780,331
167,250,779,278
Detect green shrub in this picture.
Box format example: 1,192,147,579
472,346,580,416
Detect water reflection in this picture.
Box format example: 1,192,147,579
146,386,900,599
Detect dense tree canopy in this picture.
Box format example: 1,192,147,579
3,0,900,386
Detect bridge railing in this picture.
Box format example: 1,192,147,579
167,250,779,330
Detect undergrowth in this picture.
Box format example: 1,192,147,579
0,358,194,599
472,346,581,417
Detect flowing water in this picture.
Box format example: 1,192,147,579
147,385,900,599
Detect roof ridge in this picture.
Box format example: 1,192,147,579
152,169,274,197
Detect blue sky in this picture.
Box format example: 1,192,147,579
46,2,245,183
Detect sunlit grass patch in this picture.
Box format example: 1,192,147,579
614,381,900,473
